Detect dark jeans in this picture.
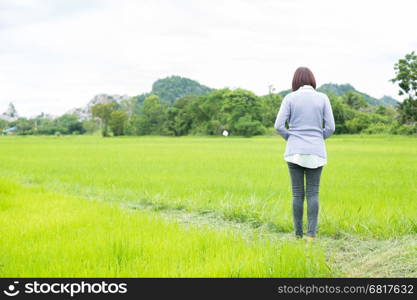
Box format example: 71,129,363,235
287,161,323,238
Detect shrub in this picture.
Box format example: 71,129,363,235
345,113,372,133
234,115,266,137
362,123,390,134
391,123,417,135
264,127,278,136
205,120,223,135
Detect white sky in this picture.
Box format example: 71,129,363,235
1,0,416,117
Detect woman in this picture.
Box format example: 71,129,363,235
274,67,335,241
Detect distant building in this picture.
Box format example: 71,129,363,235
2,126,17,135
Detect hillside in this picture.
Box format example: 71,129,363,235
135,75,214,104
278,83,399,107
319,83,399,107
68,77,399,121
379,95,399,107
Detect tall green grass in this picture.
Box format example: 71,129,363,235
0,178,332,277
0,135,415,238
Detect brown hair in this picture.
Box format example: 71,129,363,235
292,67,316,91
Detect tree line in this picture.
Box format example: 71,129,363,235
1,52,416,137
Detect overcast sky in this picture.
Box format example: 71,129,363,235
1,0,416,116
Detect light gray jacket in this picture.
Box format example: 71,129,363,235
274,85,336,159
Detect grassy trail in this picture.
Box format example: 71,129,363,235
126,201,417,277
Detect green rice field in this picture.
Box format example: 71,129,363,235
0,134,416,277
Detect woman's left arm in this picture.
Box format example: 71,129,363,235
274,96,291,140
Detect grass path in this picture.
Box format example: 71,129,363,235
125,201,417,277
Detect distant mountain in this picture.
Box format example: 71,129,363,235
69,76,214,120
68,78,399,121
378,95,399,107
278,83,399,107
318,83,399,107
321,83,400,107
135,75,214,104
0,103,19,122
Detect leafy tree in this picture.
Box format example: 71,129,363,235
342,91,368,110
327,94,347,133
13,118,35,135
362,123,390,134
369,113,391,124
137,95,168,135
55,114,85,134
345,113,371,133
391,51,417,99
109,110,128,136
259,93,283,127
164,96,195,135
190,89,229,135
82,120,100,134
91,103,117,136
234,115,266,137
205,119,223,135
220,89,263,134
32,114,56,135
391,51,417,124
119,97,138,119
396,99,417,124
0,119,8,130
375,105,388,115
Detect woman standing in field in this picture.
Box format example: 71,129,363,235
274,67,336,241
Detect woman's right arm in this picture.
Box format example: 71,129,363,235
323,95,336,139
